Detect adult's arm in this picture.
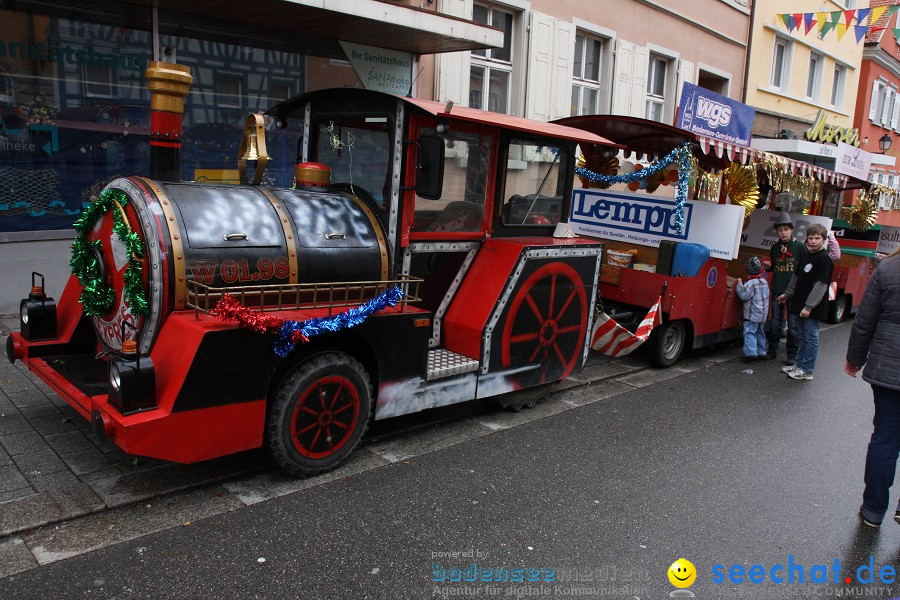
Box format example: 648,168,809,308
845,267,883,368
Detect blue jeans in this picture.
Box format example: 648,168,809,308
794,316,820,373
768,298,799,358
861,385,900,523
742,321,766,357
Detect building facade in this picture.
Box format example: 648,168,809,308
855,0,900,227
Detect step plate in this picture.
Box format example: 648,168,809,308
426,349,480,381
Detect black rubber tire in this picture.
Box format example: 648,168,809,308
266,352,371,478
826,294,848,324
648,320,686,368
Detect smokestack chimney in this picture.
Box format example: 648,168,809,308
144,61,192,182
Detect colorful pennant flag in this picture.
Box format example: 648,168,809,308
855,23,868,43
804,12,815,34
870,6,888,25
843,9,855,26
857,8,871,26
836,22,849,41
816,12,827,32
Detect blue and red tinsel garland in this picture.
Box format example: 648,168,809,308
574,143,692,234
215,286,404,357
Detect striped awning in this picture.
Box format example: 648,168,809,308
697,135,850,188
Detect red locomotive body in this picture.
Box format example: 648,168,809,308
7,88,618,476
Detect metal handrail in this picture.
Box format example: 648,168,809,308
185,275,423,316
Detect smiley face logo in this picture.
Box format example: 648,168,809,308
668,558,697,588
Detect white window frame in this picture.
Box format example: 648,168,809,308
571,31,606,116
830,64,845,110
697,62,732,97
806,52,822,100
645,53,670,122
471,2,515,114
770,37,792,91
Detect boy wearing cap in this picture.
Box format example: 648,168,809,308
735,256,770,362
767,212,806,365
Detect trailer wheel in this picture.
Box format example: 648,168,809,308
648,320,685,368
267,353,371,477
826,294,848,324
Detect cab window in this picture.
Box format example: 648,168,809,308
411,128,492,233
311,117,392,207
502,140,566,225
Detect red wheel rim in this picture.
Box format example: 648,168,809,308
290,375,361,458
87,204,147,351
501,262,587,383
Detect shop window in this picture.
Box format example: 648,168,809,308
770,37,791,90
83,64,116,98
217,75,243,108
470,3,514,114
411,128,491,233
805,52,822,100
645,55,669,122
501,140,566,226
571,33,604,116
830,64,845,109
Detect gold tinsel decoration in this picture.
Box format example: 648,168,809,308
577,150,619,189
644,169,667,194
723,163,760,217
842,192,878,231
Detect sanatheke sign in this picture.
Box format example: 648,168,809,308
339,41,412,94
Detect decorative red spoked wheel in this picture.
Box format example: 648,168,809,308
86,202,148,352
501,262,588,384
267,352,371,477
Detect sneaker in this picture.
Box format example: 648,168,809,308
742,356,757,363
787,369,813,381
860,507,881,528
781,365,796,373
784,358,796,366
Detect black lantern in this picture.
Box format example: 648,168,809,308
107,322,156,414
19,272,57,341
879,133,893,153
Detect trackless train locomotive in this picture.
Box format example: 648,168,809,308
7,79,620,476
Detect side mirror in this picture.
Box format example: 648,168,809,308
415,135,445,200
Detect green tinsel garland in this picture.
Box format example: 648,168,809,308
70,188,149,317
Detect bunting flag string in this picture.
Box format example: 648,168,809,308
778,5,900,43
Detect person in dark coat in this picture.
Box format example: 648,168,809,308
845,247,900,528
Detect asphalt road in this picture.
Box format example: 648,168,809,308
1,323,898,600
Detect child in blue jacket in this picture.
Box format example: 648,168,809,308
735,256,770,362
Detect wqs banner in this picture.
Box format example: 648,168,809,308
569,189,745,259
676,82,755,147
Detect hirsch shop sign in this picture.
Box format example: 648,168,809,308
834,142,873,180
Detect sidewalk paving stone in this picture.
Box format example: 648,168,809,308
13,449,68,478
0,431,49,456
44,431,95,455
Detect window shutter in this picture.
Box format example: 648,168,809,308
676,58,695,118
869,80,881,121
435,0,473,106
525,11,554,121
891,93,900,131
882,89,894,127
630,44,649,118
549,19,574,120
611,39,634,115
